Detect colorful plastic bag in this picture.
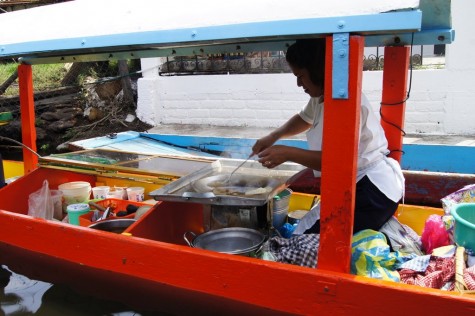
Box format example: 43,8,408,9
351,230,401,282
441,184,475,214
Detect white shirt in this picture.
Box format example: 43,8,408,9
298,95,404,203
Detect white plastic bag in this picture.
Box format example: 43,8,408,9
28,180,54,220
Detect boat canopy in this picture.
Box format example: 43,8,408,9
0,0,452,64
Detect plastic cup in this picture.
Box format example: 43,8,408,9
91,186,110,200
126,187,145,202
50,190,64,220
114,186,128,199
273,206,289,230
66,203,90,225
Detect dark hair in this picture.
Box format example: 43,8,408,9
285,38,326,89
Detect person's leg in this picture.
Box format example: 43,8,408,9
353,176,398,233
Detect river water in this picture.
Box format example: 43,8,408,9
0,265,167,316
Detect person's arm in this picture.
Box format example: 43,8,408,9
257,145,322,170
251,114,311,155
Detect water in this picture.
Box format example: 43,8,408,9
0,265,166,316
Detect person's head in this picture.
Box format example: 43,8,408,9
285,38,326,98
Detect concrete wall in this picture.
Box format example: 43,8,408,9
137,0,475,135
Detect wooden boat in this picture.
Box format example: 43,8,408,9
1,159,24,182
0,0,474,314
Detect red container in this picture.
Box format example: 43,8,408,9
79,198,151,227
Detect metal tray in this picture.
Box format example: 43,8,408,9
149,159,305,206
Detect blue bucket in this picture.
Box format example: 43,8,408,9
451,203,475,252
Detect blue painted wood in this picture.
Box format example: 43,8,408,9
332,33,349,99
402,144,475,174
141,134,307,159
1,11,422,60
73,132,475,174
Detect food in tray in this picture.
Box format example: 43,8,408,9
191,174,277,196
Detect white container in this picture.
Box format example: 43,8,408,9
58,181,91,207
91,186,110,200
126,187,145,202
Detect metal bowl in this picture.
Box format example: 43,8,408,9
184,227,266,255
88,218,136,234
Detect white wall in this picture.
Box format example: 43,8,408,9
137,0,475,135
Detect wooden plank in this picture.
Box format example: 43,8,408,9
381,46,410,162
18,64,38,174
318,36,364,273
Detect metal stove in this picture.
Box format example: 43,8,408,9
149,159,305,232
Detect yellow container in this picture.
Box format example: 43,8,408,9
288,192,445,236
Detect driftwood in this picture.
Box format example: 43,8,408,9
118,60,134,105
61,62,91,86
0,86,80,106
0,69,18,96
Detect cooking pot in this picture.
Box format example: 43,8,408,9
184,227,266,256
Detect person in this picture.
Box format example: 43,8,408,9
251,38,405,234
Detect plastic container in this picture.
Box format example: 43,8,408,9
50,190,64,220
67,203,91,225
273,188,292,210
126,187,145,202
91,186,110,200
451,203,475,252
287,209,308,225
58,181,91,207
273,207,289,230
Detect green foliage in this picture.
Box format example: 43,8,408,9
32,64,68,91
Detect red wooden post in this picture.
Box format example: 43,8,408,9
318,36,364,272
18,64,38,174
380,46,410,163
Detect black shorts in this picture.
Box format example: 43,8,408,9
304,175,399,234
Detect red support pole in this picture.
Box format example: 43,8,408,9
18,64,38,174
318,36,364,273
380,46,410,163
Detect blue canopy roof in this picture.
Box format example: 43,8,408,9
0,0,453,64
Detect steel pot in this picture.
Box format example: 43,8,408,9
184,227,266,256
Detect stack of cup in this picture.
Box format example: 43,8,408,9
91,186,110,200
126,187,145,202
272,188,292,230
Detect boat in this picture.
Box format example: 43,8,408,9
0,0,474,314
1,159,24,183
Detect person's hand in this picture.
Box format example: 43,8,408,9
251,133,279,156
257,145,290,169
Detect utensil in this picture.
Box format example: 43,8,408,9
99,207,111,221
183,227,266,256
224,155,253,184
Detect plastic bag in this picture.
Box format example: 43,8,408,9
28,180,54,220
379,216,424,256
421,214,451,254
441,184,475,214
351,229,401,282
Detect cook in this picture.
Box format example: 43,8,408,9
251,38,405,234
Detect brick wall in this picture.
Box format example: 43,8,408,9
137,0,475,136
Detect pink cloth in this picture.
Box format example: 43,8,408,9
399,256,455,290
464,265,475,290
